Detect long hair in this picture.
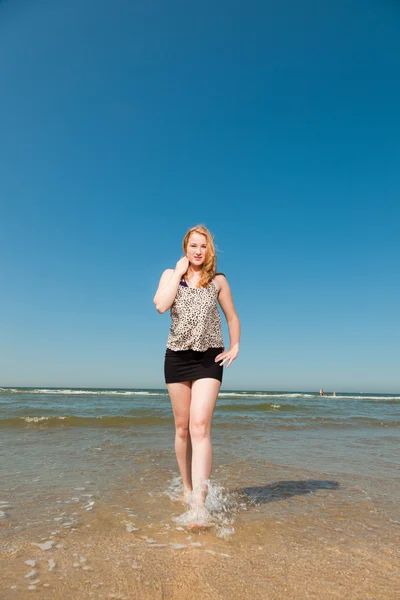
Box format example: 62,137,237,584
182,224,217,288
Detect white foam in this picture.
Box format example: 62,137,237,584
3,387,399,400
175,503,215,527
32,541,53,551
163,475,189,502
142,536,157,544
171,479,237,538
24,570,37,579
219,392,315,398
329,395,400,400
20,388,168,396
217,526,235,540
48,559,56,572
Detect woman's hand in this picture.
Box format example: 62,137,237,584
215,343,239,368
174,256,189,277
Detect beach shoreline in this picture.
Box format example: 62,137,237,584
1,387,399,598
2,505,399,600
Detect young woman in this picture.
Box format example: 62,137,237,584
153,225,240,521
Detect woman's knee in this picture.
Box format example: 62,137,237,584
189,420,210,441
175,424,190,440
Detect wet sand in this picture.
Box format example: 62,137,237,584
1,517,398,599
2,464,399,599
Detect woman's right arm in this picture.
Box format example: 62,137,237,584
153,257,189,313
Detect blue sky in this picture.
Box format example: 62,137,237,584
1,0,399,392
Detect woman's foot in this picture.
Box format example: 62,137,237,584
186,521,214,532
191,482,208,508
186,505,214,531
183,488,192,505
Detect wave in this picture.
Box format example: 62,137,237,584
279,420,400,430
218,392,316,398
0,388,398,402
0,388,167,397
216,403,305,412
1,413,398,430
219,392,400,401
328,395,400,401
0,415,171,428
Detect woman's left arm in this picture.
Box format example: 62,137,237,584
214,275,240,368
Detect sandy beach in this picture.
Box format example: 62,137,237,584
2,483,399,599
1,388,399,598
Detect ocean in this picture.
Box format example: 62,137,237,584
1,387,399,599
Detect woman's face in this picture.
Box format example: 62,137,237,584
186,232,207,267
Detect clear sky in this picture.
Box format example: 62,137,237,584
1,0,399,392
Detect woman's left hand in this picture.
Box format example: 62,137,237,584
215,344,239,368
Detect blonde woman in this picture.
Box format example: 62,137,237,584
154,225,240,523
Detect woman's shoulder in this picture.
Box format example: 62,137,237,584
158,268,175,284
214,272,226,281
213,272,227,291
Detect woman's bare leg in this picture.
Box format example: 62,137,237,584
189,378,221,507
167,382,193,496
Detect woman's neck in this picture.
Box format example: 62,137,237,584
187,265,202,277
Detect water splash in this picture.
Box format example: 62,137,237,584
171,479,237,538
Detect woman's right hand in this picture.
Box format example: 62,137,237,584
174,256,189,277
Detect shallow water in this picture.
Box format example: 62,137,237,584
1,387,399,598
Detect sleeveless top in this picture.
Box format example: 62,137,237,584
166,279,224,351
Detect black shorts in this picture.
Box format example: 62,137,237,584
164,347,224,384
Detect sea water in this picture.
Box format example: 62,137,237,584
1,387,399,598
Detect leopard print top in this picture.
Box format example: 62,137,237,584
166,280,224,351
